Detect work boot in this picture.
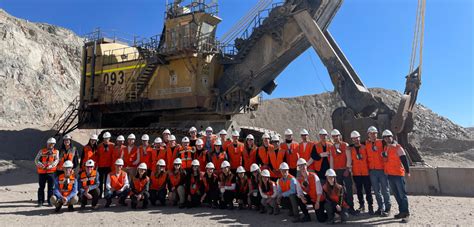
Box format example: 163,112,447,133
105,200,112,208
37,202,43,207
348,207,360,216
92,205,100,210
358,205,365,212
119,198,127,206
68,205,74,212
238,203,244,210
368,205,374,215
301,215,311,222
374,209,382,216
260,206,266,214
394,213,403,219
80,204,86,209
291,216,301,223
54,206,62,213
131,202,137,209
268,206,274,215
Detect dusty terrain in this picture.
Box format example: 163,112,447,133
1,161,473,226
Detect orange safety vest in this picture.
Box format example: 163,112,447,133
166,146,178,171
175,145,194,170
150,171,167,190
312,141,333,171
268,150,286,178
57,149,75,171
169,170,184,187
221,139,232,152
211,151,227,173
139,145,155,169
81,145,96,169
281,142,299,169
366,139,385,170
350,145,369,176
109,170,127,191
189,172,203,195
227,142,244,169
194,149,208,172
132,176,149,193
37,148,59,174
111,145,125,172
237,177,249,193
58,172,75,197
278,174,295,193
123,146,139,168
242,145,257,172
384,144,405,176
97,142,114,168
257,145,272,166
260,180,275,196
331,142,348,170
219,172,235,191
323,183,348,208
298,172,320,203
80,169,97,189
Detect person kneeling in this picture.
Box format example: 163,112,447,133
323,169,349,224
276,162,308,223
219,161,236,209
186,160,203,208
130,163,150,209
259,169,278,214
149,159,168,206
105,159,130,208
297,158,327,223
50,160,78,212
168,158,187,208
79,160,100,209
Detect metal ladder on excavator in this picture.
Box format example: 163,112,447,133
50,96,83,140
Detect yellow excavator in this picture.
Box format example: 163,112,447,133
52,0,425,164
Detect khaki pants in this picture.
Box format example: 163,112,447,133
50,195,79,207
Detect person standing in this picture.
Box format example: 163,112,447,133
34,137,59,207
382,130,411,222
226,130,244,173
308,129,333,183
242,134,257,173
124,134,139,179
56,134,79,176
80,135,98,170
281,129,299,176
96,131,114,198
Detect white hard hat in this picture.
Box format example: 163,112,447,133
163,129,171,134
157,159,166,166
367,126,378,133
196,138,204,146
206,162,215,169
103,132,111,139
284,129,293,136
206,126,213,132
117,135,125,141
271,135,280,142
115,158,124,166
350,130,361,138
192,159,200,166
331,129,341,136
261,169,271,177
214,139,222,146
182,136,190,143
246,134,255,140
221,161,230,168
279,162,289,170
219,129,227,135
231,130,240,137
127,134,136,140
300,129,309,135
138,162,147,170
325,169,337,177
63,134,72,140
189,126,197,132
382,129,393,137
141,134,149,141
154,137,162,144
85,159,95,167
174,158,182,165
262,133,270,139
169,135,176,141
319,129,328,135
250,163,260,172
63,160,73,168
296,158,307,166
47,137,56,144
236,166,246,173
90,134,98,140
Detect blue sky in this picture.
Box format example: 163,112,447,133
2,0,473,127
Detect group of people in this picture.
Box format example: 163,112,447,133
35,126,411,223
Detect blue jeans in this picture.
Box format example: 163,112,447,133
370,170,391,211
388,175,409,214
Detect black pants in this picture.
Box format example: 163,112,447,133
325,200,348,221
303,194,328,222
187,193,202,208
149,188,167,206
335,169,354,209
131,191,150,208
249,192,261,209
98,167,111,198
236,191,249,205
203,189,219,207
353,175,373,208
80,188,100,207
281,194,301,217
105,189,129,205
38,173,54,204
220,191,235,209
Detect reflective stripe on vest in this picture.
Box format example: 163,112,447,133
80,170,97,188
37,148,58,174
59,173,75,197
